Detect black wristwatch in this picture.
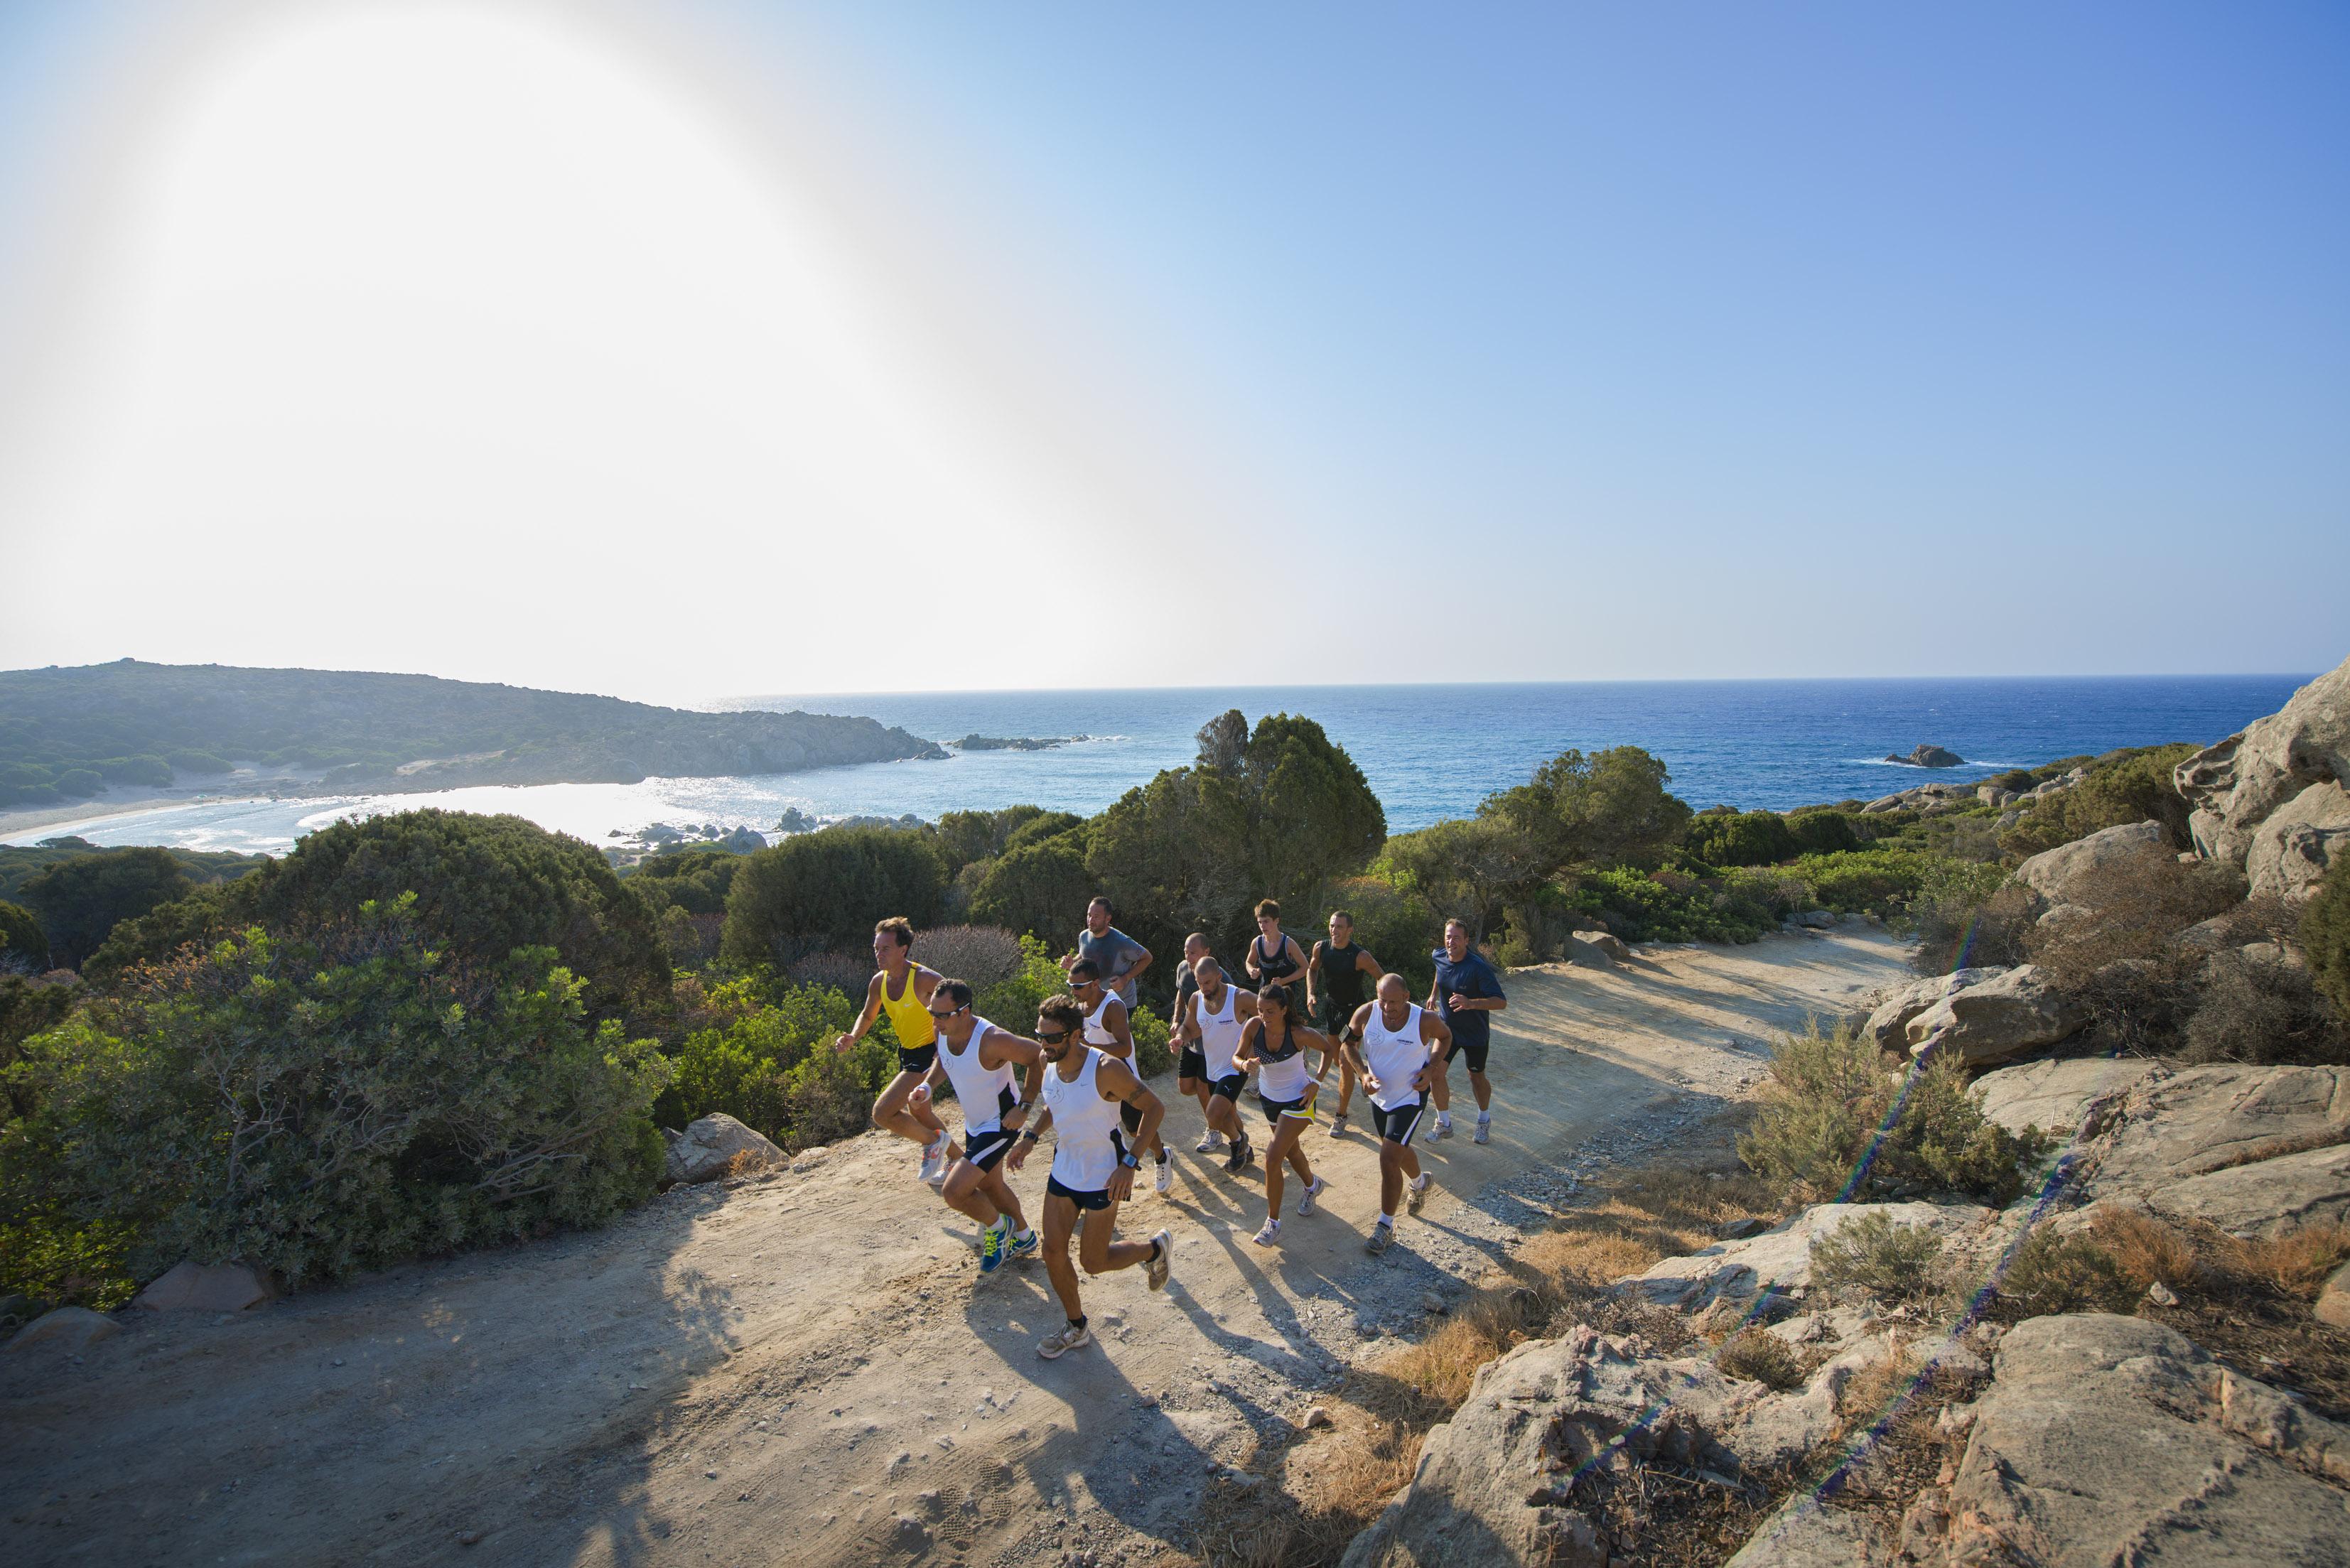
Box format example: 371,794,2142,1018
1018,1129,1040,1144
1119,1152,1141,1169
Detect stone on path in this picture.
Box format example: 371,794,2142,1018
136,1260,276,1313
662,1113,784,1186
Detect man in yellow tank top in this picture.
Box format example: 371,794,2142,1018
834,917,954,1186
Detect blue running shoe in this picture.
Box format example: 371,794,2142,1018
1008,1228,1040,1262
979,1221,1008,1275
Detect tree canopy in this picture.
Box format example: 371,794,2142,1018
20,849,196,970
720,827,946,967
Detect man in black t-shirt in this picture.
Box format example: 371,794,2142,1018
1425,917,1507,1143
1307,909,1382,1137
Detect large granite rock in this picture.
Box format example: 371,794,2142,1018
5,1307,120,1355
2143,1142,2350,1238
2012,819,2173,908
1904,966,2087,1067
1615,1203,1988,1310
2245,778,2350,907
2176,654,2350,868
661,1113,783,1186
2086,1064,2349,1191
1565,929,1630,966
1726,1498,1886,1568
2318,1261,2350,1330
1860,969,2007,1053
1969,1055,2155,1140
135,1260,276,1313
1904,1314,2350,1566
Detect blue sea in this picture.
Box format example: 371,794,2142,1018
5,675,2311,855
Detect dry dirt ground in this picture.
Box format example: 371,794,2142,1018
1,929,1909,1568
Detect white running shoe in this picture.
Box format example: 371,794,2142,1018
1474,1114,1492,1145
1154,1157,1174,1196
1196,1130,1220,1154
1365,1221,1395,1256
1433,1115,1453,1140
1037,1321,1092,1360
1296,1175,1327,1216
1253,1218,1281,1248
1408,1174,1430,1215
917,1132,950,1187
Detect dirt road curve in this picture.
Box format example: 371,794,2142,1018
2,930,1907,1567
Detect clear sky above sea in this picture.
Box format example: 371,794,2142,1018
0,1,2342,705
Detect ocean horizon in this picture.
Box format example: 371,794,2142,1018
4,673,2314,856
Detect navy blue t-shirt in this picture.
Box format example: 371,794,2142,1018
1430,950,1507,1051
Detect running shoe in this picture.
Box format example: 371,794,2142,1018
917,1132,951,1187
1224,1137,1254,1174
1253,1218,1281,1247
1196,1131,1219,1154
1037,1322,1092,1359
1008,1228,1040,1262
978,1220,1008,1275
1296,1175,1327,1216
1474,1114,1492,1146
1327,1113,1348,1138
1365,1221,1394,1256
1145,1229,1173,1292
1433,1116,1453,1141
1154,1157,1173,1196
1408,1175,1430,1215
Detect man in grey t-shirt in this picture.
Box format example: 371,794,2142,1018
1060,895,1152,1007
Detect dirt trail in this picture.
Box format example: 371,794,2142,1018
2,929,1907,1567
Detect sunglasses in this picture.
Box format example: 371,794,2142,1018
928,1005,966,1020
1037,1027,1072,1044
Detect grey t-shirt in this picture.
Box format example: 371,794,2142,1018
1078,925,1148,1006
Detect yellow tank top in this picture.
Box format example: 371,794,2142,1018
877,966,937,1048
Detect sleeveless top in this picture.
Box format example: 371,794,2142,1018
935,1017,1018,1135
1083,993,1126,1055
1193,983,1247,1079
1246,1016,1312,1101
876,966,937,1048
1043,1047,1125,1191
1252,931,1302,989
1319,941,1371,1018
1361,1002,1431,1112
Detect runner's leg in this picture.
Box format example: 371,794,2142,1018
1264,1116,1308,1220
872,1069,944,1145
978,1164,1028,1237
939,1159,1001,1228
1042,1194,1084,1321
1077,1205,1158,1275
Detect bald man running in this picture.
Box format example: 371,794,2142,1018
1344,973,1453,1256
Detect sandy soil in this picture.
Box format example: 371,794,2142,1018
1,928,1907,1567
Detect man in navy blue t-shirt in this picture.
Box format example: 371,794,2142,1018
1425,918,1507,1143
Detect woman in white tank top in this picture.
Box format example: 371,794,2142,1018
1231,985,1332,1247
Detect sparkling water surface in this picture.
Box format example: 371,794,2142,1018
6,675,2309,855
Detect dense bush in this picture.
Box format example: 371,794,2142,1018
1988,1228,2136,1321
21,847,195,969
719,827,944,968
934,805,1057,880
1998,743,2198,857
969,833,1094,943
53,769,104,798
0,974,80,1116
2179,951,2348,1066
93,755,174,788
1325,875,1441,995
1908,862,2025,975
1002,811,1086,855
1809,1211,1946,1304
2305,870,2350,1024
1,898,670,1304
1685,810,1797,867
1786,809,1862,857
1563,866,1771,945
622,848,744,917
1739,1023,2050,1206
0,899,48,973
657,975,860,1145
165,750,234,775
90,812,670,1028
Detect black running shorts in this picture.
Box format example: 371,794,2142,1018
1177,1046,1207,1081
1258,1093,1313,1125
1207,1072,1246,1103
1371,1100,1426,1147
961,1127,1018,1172
896,1044,937,1076
1045,1174,1114,1211
1455,1038,1490,1075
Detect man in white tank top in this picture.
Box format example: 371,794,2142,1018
1070,959,1173,1195
1342,974,1455,1256
910,978,1045,1276
1004,994,1174,1360
1177,958,1262,1176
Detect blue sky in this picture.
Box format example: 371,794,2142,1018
0,2,2341,698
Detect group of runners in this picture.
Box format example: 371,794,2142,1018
832,897,1508,1361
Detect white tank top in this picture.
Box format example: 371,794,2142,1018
1251,1018,1311,1101
1362,1002,1431,1111
1043,1047,1124,1192
1083,993,1123,1054
1193,984,1246,1078
935,1017,1018,1135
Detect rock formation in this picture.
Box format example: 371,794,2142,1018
2176,654,2350,904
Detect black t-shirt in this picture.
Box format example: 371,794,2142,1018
1317,941,1371,1021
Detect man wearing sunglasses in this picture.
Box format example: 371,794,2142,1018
1069,958,1173,1196
910,979,1044,1275
1005,995,1173,1360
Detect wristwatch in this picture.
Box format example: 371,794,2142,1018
1119,1152,1141,1169
1018,1130,1040,1144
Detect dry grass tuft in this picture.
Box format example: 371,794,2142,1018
2083,1205,2206,1292
2229,1223,2350,1299
1715,1327,1809,1392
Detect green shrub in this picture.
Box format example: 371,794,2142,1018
1908,861,2025,975
621,848,744,917
721,828,944,968
969,834,1094,943
1789,848,1933,914
1989,1229,2135,1321
1563,866,1769,944
1002,811,1086,855
0,899,48,973
164,750,235,776
52,769,103,799
1998,743,2197,858
92,756,173,788
2305,870,2350,1024
934,805,1055,880
656,975,857,1140
21,847,195,969
1715,1327,1807,1391
3,898,671,1292
1739,1023,2049,1206
1787,809,1862,857
1685,811,1798,867
1809,1211,1946,1304
90,811,670,1028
